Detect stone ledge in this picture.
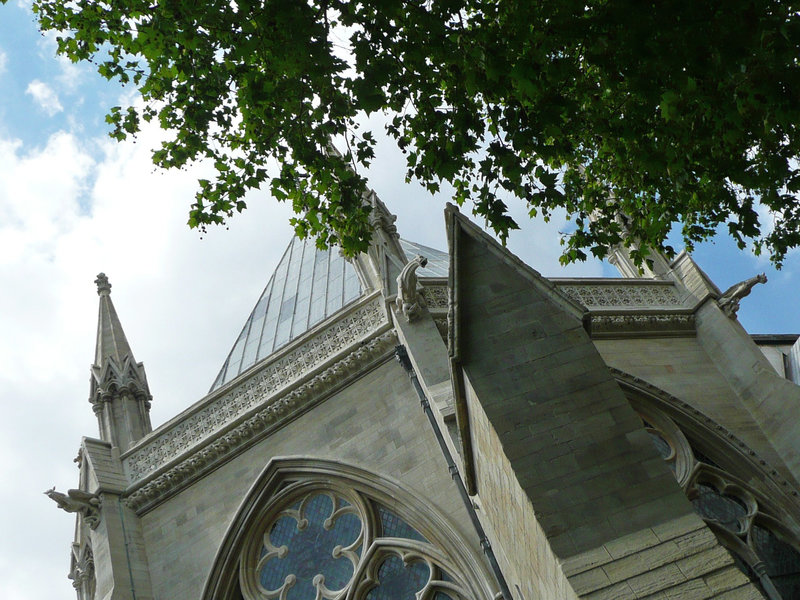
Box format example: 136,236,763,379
122,293,388,482
588,313,696,339
123,329,398,514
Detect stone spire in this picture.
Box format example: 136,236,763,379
594,211,673,279
89,273,152,452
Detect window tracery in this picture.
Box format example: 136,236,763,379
69,542,95,600
239,486,474,600
632,401,800,600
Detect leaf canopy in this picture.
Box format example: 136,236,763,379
29,0,800,265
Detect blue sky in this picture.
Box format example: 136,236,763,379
1,6,93,142
0,2,797,599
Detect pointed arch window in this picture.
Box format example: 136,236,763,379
240,487,472,600
205,460,496,600
630,399,800,600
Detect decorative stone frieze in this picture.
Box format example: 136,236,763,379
125,329,399,513
422,281,686,312
124,296,388,483
420,285,448,311
557,282,684,308
589,313,695,338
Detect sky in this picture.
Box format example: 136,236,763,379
0,3,797,599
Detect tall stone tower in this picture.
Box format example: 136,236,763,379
48,198,800,600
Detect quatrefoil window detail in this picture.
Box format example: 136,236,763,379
258,493,362,599
240,482,479,600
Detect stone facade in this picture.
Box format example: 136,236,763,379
49,203,800,600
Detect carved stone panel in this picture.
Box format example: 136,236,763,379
557,283,684,308
124,297,388,483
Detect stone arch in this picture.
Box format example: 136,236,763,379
611,367,800,518
612,369,800,599
201,457,498,600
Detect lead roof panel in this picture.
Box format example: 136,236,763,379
399,239,449,278
210,236,362,391
210,237,450,391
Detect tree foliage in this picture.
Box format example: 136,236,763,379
30,0,800,265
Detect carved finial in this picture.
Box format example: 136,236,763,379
367,190,398,237
396,254,429,322
95,273,111,296
718,273,767,318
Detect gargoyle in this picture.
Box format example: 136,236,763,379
718,273,767,318
396,254,429,322
45,487,102,529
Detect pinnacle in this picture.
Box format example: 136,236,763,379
88,274,152,448
93,273,136,370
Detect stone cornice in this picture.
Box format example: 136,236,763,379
423,279,698,338
588,313,696,338
122,293,389,485
549,281,698,338
124,328,399,514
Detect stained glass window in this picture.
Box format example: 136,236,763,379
632,402,800,599
751,525,800,599
690,483,747,533
242,487,476,600
365,556,430,600
378,506,428,543
259,494,361,599
646,430,672,460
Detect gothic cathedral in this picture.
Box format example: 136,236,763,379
51,196,800,599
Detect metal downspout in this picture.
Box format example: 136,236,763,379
395,345,512,600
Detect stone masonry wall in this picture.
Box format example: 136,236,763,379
562,514,761,599
466,375,578,600
594,335,797,487
138,359,491,600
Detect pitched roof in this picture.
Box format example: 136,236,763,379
210,236,451,392
210,236,362,391
399,239,449,278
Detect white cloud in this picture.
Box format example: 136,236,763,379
0,118,296,599
25,79,64,116
0,49,7,75
56,56,85,93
